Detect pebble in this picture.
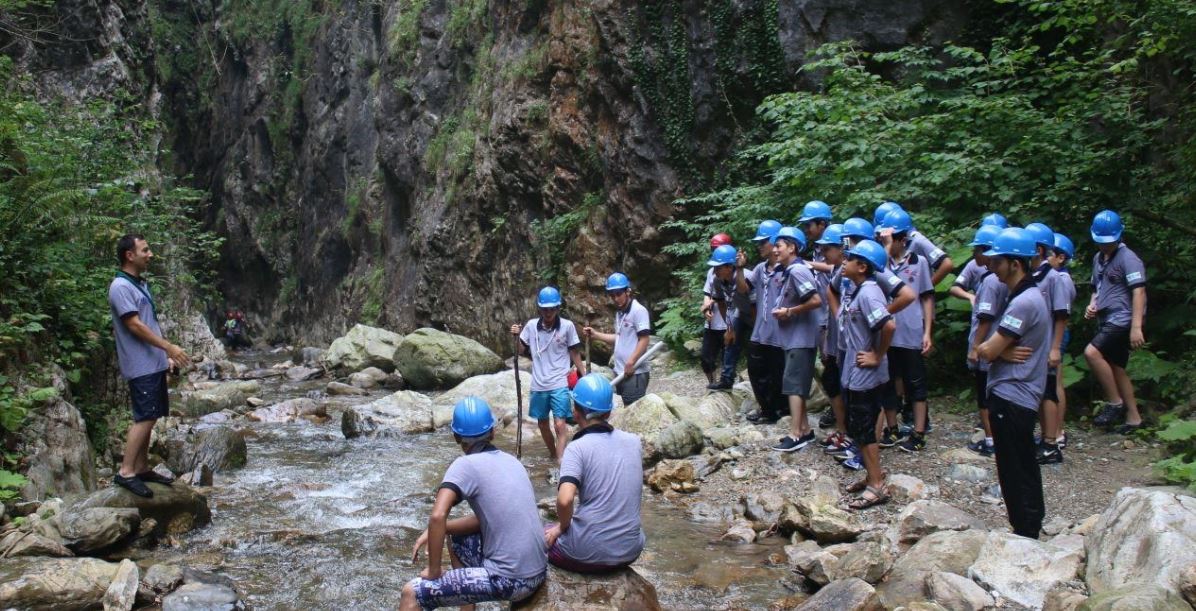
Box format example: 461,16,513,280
730,468,752,481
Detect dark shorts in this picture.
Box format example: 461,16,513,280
699,328,725,374
883,347,928,409
782,348,816,398
974,369,990,411
846,387,883,446
615,372,650,406
545,525,638,573
409,533,545,610
1043,372,1059,403
128,370,169,422
1090,322,1130,369
819,354,842,399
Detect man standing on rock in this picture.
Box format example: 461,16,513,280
583,273,651,406
545,374,645,572
511,287,586,461
109,234,191,498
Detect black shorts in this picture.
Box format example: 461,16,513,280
820,354,842,399
128,370,169,422
1044,372,1059,403
1090,322,1130,369
974,369,989,410
846,387,883,446
883,347,928,410
699,328,725,374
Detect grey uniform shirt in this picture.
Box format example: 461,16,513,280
830,266,907,355
1091,244,1146,328
987,279,1049,410
440,448,547,579
953,259,985,292
839,279,892,392
108,275,169,380
747,262,784,347
702,268,729,332
1054,268,1076,317
818,265,840,357
519,317,581,392
613,299,652,376
776,261,821,350
888,253,934,350
556,424,645,566
908,230,948,271
969,271,1009,373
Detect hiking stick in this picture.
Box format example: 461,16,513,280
584,313,593,374
609,341,668,387
512,335,524,460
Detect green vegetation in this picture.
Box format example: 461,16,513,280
1154,416,1196,491
531,191,603,284
387,0,430,67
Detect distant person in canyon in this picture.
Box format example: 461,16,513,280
510,287,586,461
544,374,645,572
582,273,651,406
403,397,546,610
108,233,191,498
223,309,251,350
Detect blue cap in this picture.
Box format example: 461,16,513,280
707,244,737,267
1025,222,1055,248
1053,233,1075,258
881,209,914,234
536,286,561,308
605,273,630,291
873,202,904,227
842,217,875,240
981,213,1008,228
798,200,833,224
752,220,783,243
1090,210,1123,244
451,397,496,437
970,224,1001,248
985,227,1036,258
571,374,614,413
846,239,887,272
816,223,844,246
770,226,806,249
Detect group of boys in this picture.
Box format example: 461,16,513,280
698,203,1147,522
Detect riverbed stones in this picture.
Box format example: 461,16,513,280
1084,487,1196,596
886,474,937,504
180,381,261,417
796,577,880,610
431,370,531,427
721,519,759,544
103,559,139,611
0,557,120,610
513,565,661,610
247,398,325,423
969,531,1084,609
945,463,991,483
284,366,322,381
1080,583,1191,611
876,529,987,609
322,324,403,373
895,500,985,544
393,328,504,389
56,507,140,554
69,482,211,538
161,582,242,611
785,496,863,543
160,425,248,475
325,381,368,396
926,571,992,611
348,366,388,389
291,346,324,366
0,530,72,558
741,490,786,528
144,562,185,593
646,460,693,493
342,390,434,437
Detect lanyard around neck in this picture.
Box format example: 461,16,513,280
116,271,156,316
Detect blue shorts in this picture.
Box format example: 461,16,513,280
128,370,169,422
529,388,571,421
409,534,545,610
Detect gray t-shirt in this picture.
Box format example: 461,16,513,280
108,275,169,380
1091,244,1146,328
613,300,651,376
747,262,784,347
775,261,820,350
969,272,1008,373
953,259,985,292
440,448,547,579
818,265,839,356
908,230,948,271
556,425,645,566
702,268,729,332
1053,269,1076,317
838,279,892,392
887,253,934,349
519,317,581,392
987,280,1049,410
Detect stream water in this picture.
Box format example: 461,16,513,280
150,352,790,609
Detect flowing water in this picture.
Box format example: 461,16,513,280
150,352,790,609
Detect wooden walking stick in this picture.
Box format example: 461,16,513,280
584,312,593,374
512,334,524,460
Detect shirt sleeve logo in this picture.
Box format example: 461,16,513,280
1001,314,1023,330
887,276,900,286
930,248,944,259
1126,271,1142,282
866,307,886,324
978,302,992,313
800,281,814,292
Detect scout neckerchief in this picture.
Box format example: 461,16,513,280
115,270,156,317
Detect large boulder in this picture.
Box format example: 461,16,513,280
68,482,211,538
512,565,661,610
1079,583,1192,611
968,531,1085,609
876,529,988,609
322,324,404,373
0,557,120,610
609,393,676,437
56,507,140,554
797,578,881,610
157,425,248,474
895,501,986,545
16,369,96,500
161,582,242,611
656,420,704,459
665,391,739,432
0,531,72,558
431,370,532,428
393,328,504,389
179,381,260,417
342,391,435,437
1084,487,1196,595
247,398,326,423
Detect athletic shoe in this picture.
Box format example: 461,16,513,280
138,470,175,486
1093,402,1126,428
1115,422,1144,436
878,427,899,448
707,379,734,390
827,443,855,461
773,436,802,452
841,451,864,471
113,474,153,498
967,439,995,457
747,411,780,424
1037,443,1063,464
897,423,914,438
792,431,817,451
823,433,850,453
818,409,837,429
898,433,926,453
1057,431,1068,449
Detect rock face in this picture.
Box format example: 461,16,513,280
322,324,404,372
0,557,120,610
393,328,505,389
969,531,1085,609
513,565,661,610
69,483,211,538
16,369,96,500
1084,487,1196,595
342,390,435,437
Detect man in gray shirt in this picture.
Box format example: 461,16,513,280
583,273,651,405
546,374,645,572
108,234,191,498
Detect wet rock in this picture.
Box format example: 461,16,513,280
926,571,992,611
245,397,264,408
830,542,892,585
321,324,403,373
247,398,326,423
326,381,369,396
895,500,985,544
180,381,261,417
645,460,693,493
512,565,661,610
689,502,735,522
56,507,140,554
430,370,532,428
886,474,937,504
161,582,242,611
15,368,97,500
394,328,504,389
342,391,434,437
284,366,322,381
786,497,863,543
1084,487,1196,595
945,463,990,483
103,559,139,611
1080,583,1190,611
656,420,704,459
740,491,786,528
144,562,184,593
160,426,248,475
796,577,880,610
348,366,389,389
0,557,120,610
721,519,758,544
291,346,324,366
68,482,211,539
876,529,987,609
969,531,1084,609
0,530,73,558
186,464,214,487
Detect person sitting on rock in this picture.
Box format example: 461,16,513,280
510,286,586,461
401,397,547,610
544,374,645,573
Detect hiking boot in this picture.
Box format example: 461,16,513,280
1093,402,1126,428
818,409,837,429
1037,443,1063,465
967,439,995,457
878,427,899,448
707,379,734,391
898,433,926,453
114,474,153,498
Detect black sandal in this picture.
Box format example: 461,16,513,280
847,486,890,511
114,474,154,498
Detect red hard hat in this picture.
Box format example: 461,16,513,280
567,369,580,390
710,233,733,250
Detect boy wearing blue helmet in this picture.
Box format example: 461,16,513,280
950,222,1004,303
735,220,787,423
768,227,824,452
1039,233,1077,463
1025,222,1072,462
545,374,645,573
403,398,546,610
701,240,735,387
511,287,587,461
964,227,1008,458
799,200,834,273
876,202,955,286
583,273,652,406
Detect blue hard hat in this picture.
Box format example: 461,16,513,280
842,217,875,241
985,227,1037,258
1053,233,1075,258
816,223,844,246
1090,209,1123,244
752,220,783,242
537,286,562,308
571,374,614,413
873,202,904,227
605,273,630,291
970,224,1002,248
981,213,1008,228
451,397,496,437
770,226,806,249
1025,222,1055,248
846,239,887,272
798,200,833,224
881,209,914,234
707,244,737,267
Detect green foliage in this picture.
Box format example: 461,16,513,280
629,0,695,177
446,0,487,49
0,469,26,501
359,267,386,325
1154,415,1196,491
388,0,429,66
531,192,602,284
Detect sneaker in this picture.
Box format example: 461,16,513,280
113,474,153,498
898,433,926,453
747,411,779,424
818,410,837,429
1115,422,1144,436
773,434,810,453
1037,443,1063,465
841,452,864,471
792,431,817,451
1093,402,1126,428
1057,431,1068,449
707,379,734,391
901,408,914,427
823,433,850,453
897,423,914,438
967,439,995,457
878,427,899,448
138,470,175,485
